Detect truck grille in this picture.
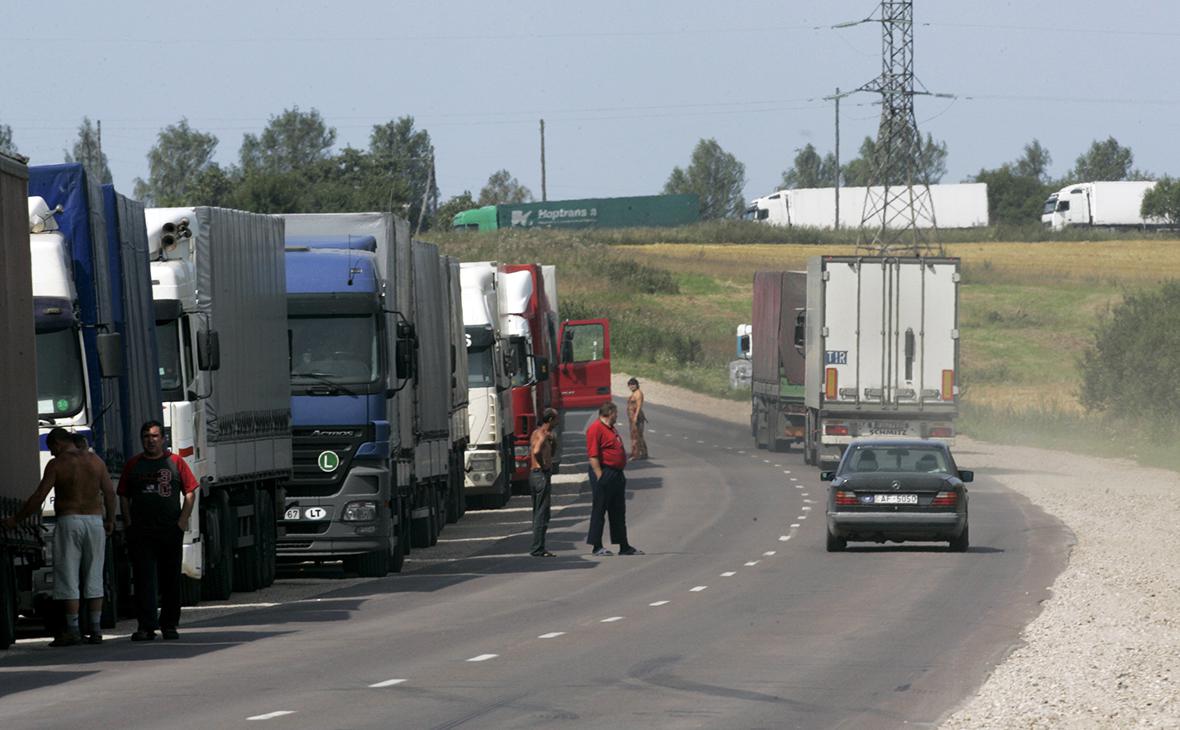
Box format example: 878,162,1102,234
289,427,366,497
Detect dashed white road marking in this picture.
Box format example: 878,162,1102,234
248,711,295,721
763,550,777,556
698,440,705,444
538,632,566,639
467,654,499,662
802,493,810,497
369,679,407,688
601,616,625,623
782,470,791,474
649,600,670,607
737,450,746,454
780,535,792,541
774,464,782,468
690,585,708,592
744,561,760,566
799,514,808,520
794,484,804,489
763,459,771,463
721,571,737,577
789,477,798,482
790,524,801,528
802,506,812,511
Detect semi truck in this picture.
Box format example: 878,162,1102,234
24,164,163,626
442,256,470,524
801,256,960,466
729,323,752,390
750,272,807,452
500,264,557,491
0,154,38,650
745,183,989,229
452,194,700,231
460,262,515,508
279,212,423,574
1041,181,1162,230
145,206,290,599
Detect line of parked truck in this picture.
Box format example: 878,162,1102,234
0,156,613,649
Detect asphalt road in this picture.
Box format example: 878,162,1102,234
0,403,1069,729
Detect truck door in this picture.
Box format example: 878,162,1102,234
557,318,611,409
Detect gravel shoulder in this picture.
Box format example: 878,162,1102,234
616,373,1180,728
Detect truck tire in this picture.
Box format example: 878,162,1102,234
1,551,16,649
410,487,432,549
202,494,235,601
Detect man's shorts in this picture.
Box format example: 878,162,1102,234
52,515,106,600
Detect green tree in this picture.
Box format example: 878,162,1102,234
781,143,839,189
1072,136,1134,181
1080,280,1180,434
240,107,336,175
435,191,478,229
479,169,533,205
1014,139,1052,182
841,133,947,187
133,118,219,205
971,164,1053,225
663,138,746,220
1141,177,1180,224
0,123,17,155
367,116,438,230
64,117,112,184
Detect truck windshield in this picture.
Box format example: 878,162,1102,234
467,345,495,388
35,329,86,419
289,314,379,384
1042,196,1058,216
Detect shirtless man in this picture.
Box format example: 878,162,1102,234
2,428,115,646
528,409,560,557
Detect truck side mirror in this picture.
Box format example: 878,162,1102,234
97,332,124,378
197,330,220,371
535,356,550,382
793,310,807,356
560,331,574,363
396,336,416,381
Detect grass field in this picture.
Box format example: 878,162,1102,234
429,229,1180,470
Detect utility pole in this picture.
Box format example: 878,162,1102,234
834,88,840,229
833,0,954,256
539,118,547,202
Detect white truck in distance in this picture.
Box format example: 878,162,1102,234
1041,181,1163,230
746,183,989,229
802,256,960,466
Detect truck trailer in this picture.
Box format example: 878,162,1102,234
801,256,960,466
746,183,989,230
750,272,807,452
145,207,290,600
1041,181,1163,230
0,154,38,649
452,194,700,231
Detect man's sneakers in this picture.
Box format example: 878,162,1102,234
49,631,82,648
618,546,645,556
130,630,156,642
591,547,614,556
86,631,103,645
161,628,180,641
530,551,557,558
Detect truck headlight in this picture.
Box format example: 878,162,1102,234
342,501,378,522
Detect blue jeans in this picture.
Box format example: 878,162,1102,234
529,470,552,554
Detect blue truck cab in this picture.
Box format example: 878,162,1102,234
281,235,406,576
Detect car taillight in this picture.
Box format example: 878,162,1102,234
932,491,957,506
835,490,858,506
825,423,849,436
929,426,954,438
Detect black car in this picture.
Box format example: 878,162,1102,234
822,438,972,552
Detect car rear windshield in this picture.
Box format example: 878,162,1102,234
843,446,950,474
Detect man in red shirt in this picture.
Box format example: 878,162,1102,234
585,402,642,556
117,420,199,641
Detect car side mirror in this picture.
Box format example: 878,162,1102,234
958,470,973,483
820,471,835,481
197,330,220,371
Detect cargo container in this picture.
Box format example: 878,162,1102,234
750,272,807,451
745,183,988,229
452,194,700,231
1041,181,1163,230
802,256,960,466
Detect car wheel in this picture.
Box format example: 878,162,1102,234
949,522,969,552
826,529,846,552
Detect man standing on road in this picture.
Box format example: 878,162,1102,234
2,428,115,646
585,402,643,557
528,408,560,557
117,420,198,641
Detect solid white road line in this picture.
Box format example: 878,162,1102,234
248,711,295,721
185,602,279,611
436,532,532,544
649,600,670,607
467,654,499,662
601,616,624,623
690,586,708,592
369,679,407,688
538,632,566,639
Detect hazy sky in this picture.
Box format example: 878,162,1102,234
4,1,1179,204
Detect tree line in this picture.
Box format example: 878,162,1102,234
4,112,1180,227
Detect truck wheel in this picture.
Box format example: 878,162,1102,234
202,495,235,601
1,551,16,649
410,490,432,549
389,515,405,574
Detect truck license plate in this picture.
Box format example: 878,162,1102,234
864,420,913,436
873,494,918,505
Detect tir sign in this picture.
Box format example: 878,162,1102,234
318,450,340,473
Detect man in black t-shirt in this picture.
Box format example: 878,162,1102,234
117,420,198,641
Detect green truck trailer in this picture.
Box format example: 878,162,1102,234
452,194,699,231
